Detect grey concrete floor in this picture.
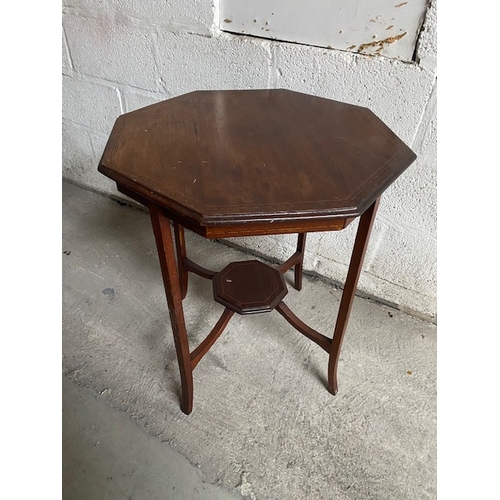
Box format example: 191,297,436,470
63,374,242,500
62,180,437,500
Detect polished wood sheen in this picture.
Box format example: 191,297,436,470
99,89,415,237
97,89,417,414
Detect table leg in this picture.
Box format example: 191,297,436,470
173,222,188,300
328,198,380,395
149,204,194,414
294,233,307,291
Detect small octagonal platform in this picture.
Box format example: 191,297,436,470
213,260,288,315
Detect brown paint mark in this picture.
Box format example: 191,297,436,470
395,2,408,6
386,25,394,30
223,18,232,23
347,44,356,50
358,32,406,53
406,370,412,375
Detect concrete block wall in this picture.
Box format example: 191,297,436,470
62,0,437,320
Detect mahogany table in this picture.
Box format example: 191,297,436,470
98,89,416,414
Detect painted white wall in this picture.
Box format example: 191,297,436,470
62,0,437,320
219,0,429,60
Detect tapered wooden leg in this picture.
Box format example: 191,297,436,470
294,233,307,291
149,204,193,414
173,222,188,300
328,198,380,395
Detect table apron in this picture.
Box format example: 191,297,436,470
116,183,355,238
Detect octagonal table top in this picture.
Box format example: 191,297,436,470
98,89,416,237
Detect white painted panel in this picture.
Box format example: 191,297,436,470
220,0,428,61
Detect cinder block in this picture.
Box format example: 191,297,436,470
62,121,94,182
165,0,215,32
274,41,435,143
63,13,157,91
63,121,120,195
156,32,271,95
313,219,362,270
109,0,215,32
90,131,110,167
367,223,436,300
122,90,166,113
414,0,437,70
379,169,436,239
378,82,436,238
224,234,298,265
62,75,121,134
308,219,436,317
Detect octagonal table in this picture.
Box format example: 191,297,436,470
98,89,416,414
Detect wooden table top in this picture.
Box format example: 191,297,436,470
98,89,416,237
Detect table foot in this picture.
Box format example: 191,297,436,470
327,377,339,396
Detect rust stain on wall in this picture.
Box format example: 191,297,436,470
358,32,407,53
220,0,428,61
